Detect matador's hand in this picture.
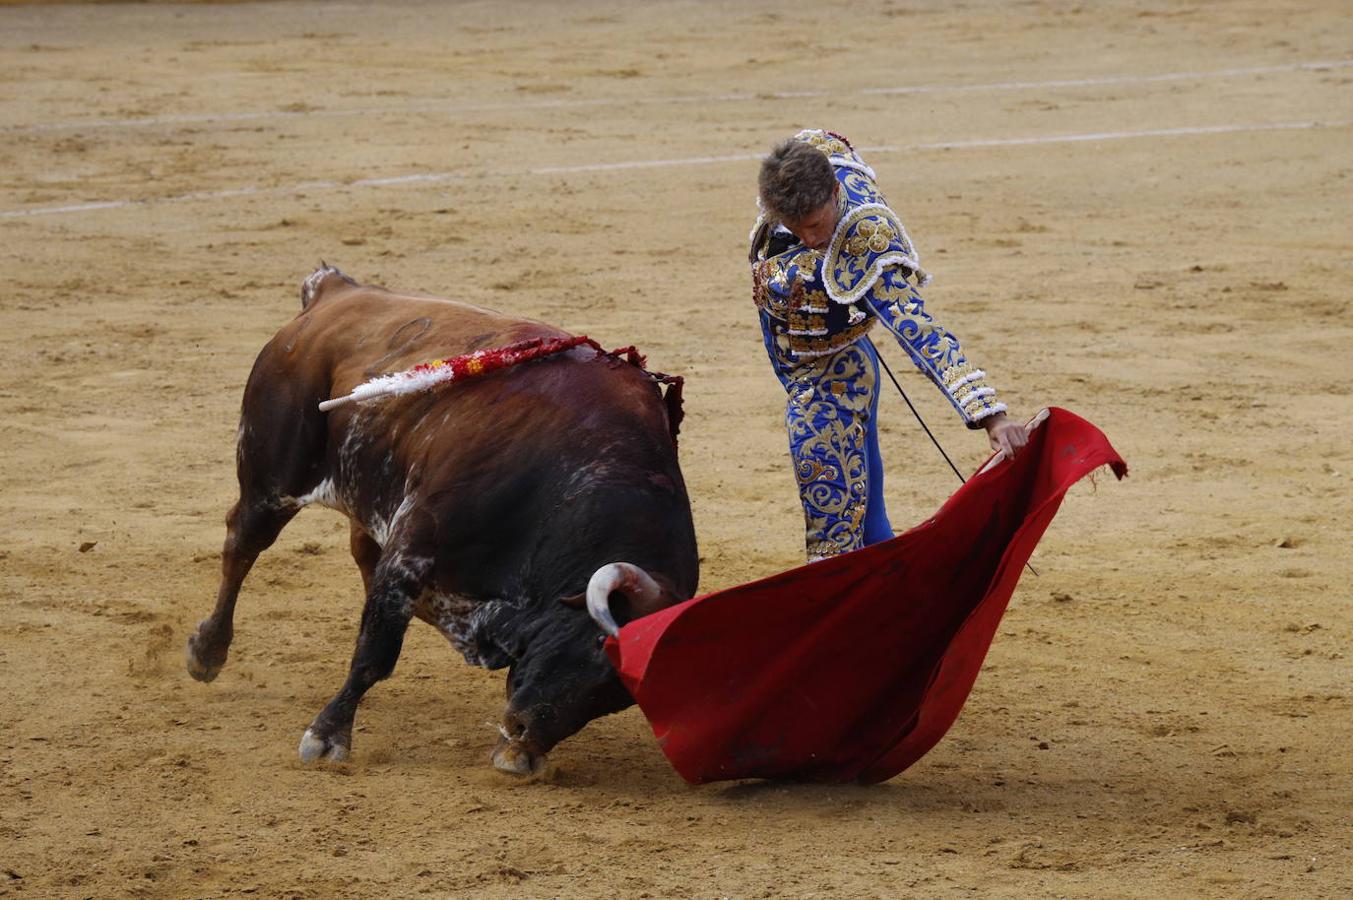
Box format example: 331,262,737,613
982,413,1028,461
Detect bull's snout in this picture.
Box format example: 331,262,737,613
490,716,548,776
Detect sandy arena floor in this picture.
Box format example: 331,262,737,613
1,0,1350,896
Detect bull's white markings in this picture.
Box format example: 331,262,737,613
235,422,248,469
335,425,368,515
370,552,432,624
385,551,431,583
301,265,339,306
421,591,483,662
377,495,416,547
6,59,1348,134
366,513,393,548
291,477,342,511
3,119,1348,221
298,727,347,764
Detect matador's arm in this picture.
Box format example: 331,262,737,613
860,265,1007,429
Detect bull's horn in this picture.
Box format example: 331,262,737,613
585,562,664,638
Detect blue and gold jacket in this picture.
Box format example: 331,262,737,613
749,129,1006,428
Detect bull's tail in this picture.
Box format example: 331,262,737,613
300,263,357,310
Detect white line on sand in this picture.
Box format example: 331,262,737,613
2,119,1347,220
3,59,1348,134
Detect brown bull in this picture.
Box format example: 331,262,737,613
186,265,699,773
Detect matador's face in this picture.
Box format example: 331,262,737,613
780,183,842,251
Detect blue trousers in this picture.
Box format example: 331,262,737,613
780,338,894,560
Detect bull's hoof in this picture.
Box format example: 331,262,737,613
298,728,350,764
492,739,547,776
185,627,225,682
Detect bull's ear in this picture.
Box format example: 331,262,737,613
557,591,587,609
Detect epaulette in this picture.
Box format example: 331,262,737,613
822,203,930,306
793,129,877,181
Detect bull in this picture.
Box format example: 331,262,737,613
186,265,699,774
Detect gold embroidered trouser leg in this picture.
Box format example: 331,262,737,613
784,342,881,561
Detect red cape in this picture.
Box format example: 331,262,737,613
606,408,1126,784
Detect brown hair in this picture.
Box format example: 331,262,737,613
758,139,837,223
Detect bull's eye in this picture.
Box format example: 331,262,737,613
595,634,607,647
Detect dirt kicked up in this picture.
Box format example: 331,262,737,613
1,0,1350,897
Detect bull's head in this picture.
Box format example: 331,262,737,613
488,562,682,776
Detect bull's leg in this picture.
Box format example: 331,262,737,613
298,549,430,763
348,522,382,596
188,371,328,681
186,498,297,682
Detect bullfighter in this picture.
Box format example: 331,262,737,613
749,129,1028,561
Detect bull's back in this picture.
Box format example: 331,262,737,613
240,272,682,539
268,278,566,402
234,269,695,633
235,273,563,500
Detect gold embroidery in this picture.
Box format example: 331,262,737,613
868,274,912,306
787,247,821,276
787,344,876,558
787,311,828,334
796,458,837,485
942,362,981,388
840,169,884,205
844,219,896,257
787,319,875,356
802,131,850,157
754,233,877,358
824,205,916,304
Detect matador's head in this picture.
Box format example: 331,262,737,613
758,138,842,251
